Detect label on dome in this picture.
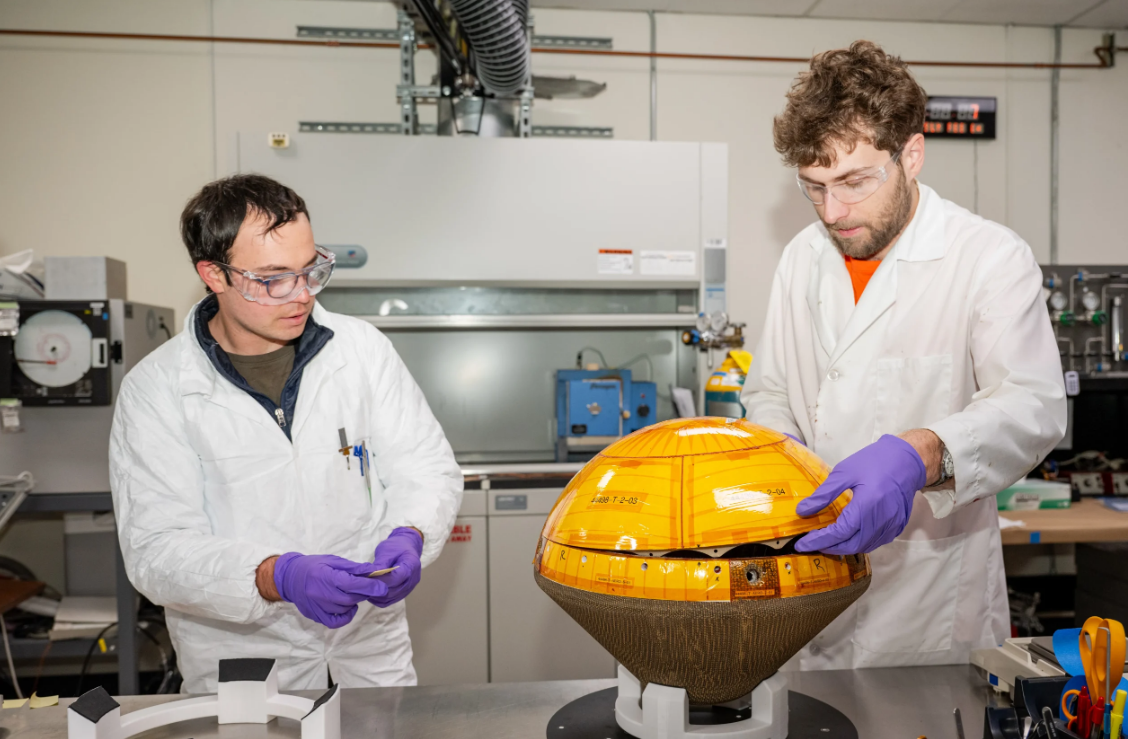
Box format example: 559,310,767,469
713,482,794,510
729,559,780,600
586,493,646,511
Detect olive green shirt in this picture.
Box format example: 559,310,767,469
228,344,295,407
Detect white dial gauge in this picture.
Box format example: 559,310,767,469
709,311,729,334
1082,290,1101,312
696,312,710,332
14,310,93,388
1049,291,1068,311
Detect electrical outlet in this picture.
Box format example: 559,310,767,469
1070,472,1105,495
1112,473,1128,494
268,132,290,149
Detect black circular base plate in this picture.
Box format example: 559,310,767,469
547,686,857,739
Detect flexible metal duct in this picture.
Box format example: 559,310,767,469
448,0,530,97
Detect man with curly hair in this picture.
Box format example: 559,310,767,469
742,41,1066,668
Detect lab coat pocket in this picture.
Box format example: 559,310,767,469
851,533,965,655
872,354,953,440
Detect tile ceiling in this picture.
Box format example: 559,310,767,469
527,0,1128,28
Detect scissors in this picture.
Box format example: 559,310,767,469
1081,617,1126,709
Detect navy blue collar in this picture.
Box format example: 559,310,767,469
193,294,334,439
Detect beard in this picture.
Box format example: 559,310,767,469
826,169,915,259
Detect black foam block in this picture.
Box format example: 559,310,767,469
69,686,120,723
217,658,276,683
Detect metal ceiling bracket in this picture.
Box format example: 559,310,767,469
532,35,612,50
298,121,610,138
1099,32,1117,67
296,26,399,41
531,125,612,138
398,10,418,135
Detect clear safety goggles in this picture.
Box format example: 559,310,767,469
213,246,336,305
797,148,903,206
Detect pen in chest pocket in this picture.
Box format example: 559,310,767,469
338,427,351,470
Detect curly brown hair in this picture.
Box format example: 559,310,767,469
773,40,927,168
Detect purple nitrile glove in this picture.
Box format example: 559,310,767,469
366,527,423,608
273,553,390,628
783,433,805,446
794,434,927,555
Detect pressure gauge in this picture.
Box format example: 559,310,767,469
1082,290,1101,312
14,310,93,388
1049,291,1068,312
709,311,729,334
696,312,710,333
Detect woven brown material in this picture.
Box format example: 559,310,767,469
535,569,870,705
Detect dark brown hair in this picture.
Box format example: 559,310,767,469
180,174,308,267
773,40,927,168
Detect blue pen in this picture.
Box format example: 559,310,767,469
353,445,365,476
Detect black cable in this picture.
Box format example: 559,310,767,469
75,622,117,696
576,347,608,369
157,318,172,340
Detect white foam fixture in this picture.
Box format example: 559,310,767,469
66,658,340,739
614,665,788,739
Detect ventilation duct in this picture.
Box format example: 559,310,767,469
447,0,530,97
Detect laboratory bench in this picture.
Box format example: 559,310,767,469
998,498,1128,545
2,664,999,739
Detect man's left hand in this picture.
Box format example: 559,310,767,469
793,434,928,554
366,527,423,608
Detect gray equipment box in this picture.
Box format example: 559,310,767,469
45,257,127,300
0,299,174,494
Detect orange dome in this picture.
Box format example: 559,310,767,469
540,417,849,552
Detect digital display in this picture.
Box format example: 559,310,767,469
923,96,996,140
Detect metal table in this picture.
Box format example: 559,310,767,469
3,665,1002,738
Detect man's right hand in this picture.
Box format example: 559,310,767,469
264,553,391,628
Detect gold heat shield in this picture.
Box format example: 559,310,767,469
533,417,871,705
540,418,850,552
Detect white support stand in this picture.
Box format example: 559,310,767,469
614,665,788,739
67,659,341,739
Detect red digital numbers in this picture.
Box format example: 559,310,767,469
946,122,967,134
923,121,944,134
970,123,984,135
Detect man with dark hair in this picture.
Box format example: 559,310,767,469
109,174,462,692
742,41,1066,668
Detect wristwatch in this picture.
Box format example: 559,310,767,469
936,443,955,485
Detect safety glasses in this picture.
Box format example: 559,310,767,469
212,246,336,305
796,148,903,206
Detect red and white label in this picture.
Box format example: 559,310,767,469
597,249,634,275
450,524,472,543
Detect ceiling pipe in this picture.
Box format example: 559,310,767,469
0,27,1112,69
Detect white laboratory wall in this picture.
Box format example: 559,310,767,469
0,1,1124,342
0,0,215,326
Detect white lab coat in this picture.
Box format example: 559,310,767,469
742,183,1066,669
109,300,463,692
